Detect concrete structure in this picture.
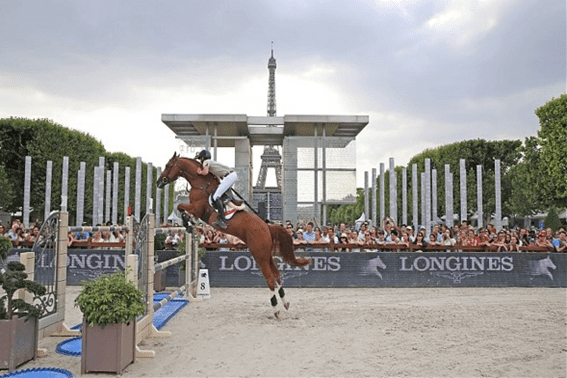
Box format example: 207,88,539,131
162,114,368,224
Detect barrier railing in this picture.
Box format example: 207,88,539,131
198,242,558,253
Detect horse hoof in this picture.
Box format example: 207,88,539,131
284,302,290,311
274,310,280,319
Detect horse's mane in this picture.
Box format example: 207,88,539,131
177,156,217,185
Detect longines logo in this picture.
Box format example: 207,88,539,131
400,255,514,272
219,255,341,279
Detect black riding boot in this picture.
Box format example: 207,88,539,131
213,197,227,229
181,212,193,233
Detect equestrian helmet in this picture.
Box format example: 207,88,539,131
195,149,211,160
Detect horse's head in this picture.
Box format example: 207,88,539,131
157,152,182,189
157,152,206,188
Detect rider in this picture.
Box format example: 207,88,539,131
195,149,238,229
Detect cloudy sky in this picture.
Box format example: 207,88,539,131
1,0,565,187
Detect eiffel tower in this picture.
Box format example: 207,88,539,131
255,45,282,189
256,145,282,188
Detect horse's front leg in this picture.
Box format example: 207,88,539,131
177,204,198,231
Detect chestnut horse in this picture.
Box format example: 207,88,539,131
157,153,310,318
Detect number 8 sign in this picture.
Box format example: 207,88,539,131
197,269,211,299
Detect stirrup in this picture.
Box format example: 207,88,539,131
214,218,227,229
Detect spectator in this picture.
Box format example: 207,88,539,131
463,230,478,246
519,228,529,246
535,230,554,251
369,226,378,241
204,229,216,244
337,222,347,239
554,230,566,252
293,230,307,251
67,231,77,247
348,230,361,252
427,233,440,247
76,222,91,240
321,226,331,243
337,235,349,252
327,227,339,244
477,229,491,247
303,222,316,243
311,228,327,251
91,231,103,244
491,231,508,252
362,231,377,251
376,230,387,244
389,230,409,251
413,231,427,252
26,226,40,243
527,230,537,245
286,224,296,240
405,226,415,243
358,222,368,240
226,234,246,250
217,232,230,251
508,235,521,252
0,224,6,237
110,228,124,244
440,230,456,248
7,221,19,241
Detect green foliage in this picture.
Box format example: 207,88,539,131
0,117,160,224
0,164,13,211
0,238,47,319
75,270,145,327
327,188,365,225
544,207,561,231
154,233,167,251
536,94,567,205
0,234,12,261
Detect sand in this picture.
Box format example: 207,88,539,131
20,286,567,377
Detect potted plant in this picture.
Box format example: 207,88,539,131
75,270,145,375
0,234,46,371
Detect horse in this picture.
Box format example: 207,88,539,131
157,152,311,318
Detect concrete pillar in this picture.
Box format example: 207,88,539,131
44,161,52,221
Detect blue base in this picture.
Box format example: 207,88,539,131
56,293,189,357
0,368,73,378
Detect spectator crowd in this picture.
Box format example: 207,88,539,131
3,217,566,253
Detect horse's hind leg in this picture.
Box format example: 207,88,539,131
275,282,289,311
261,257,289,319
269,259,290,311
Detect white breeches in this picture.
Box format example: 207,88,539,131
213,171,238,201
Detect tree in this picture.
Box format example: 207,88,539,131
536,94,567,206
0,118,159,223
0,164,13,211
507,95,567,218
543,206,561,231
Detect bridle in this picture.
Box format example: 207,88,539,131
158,157,214,193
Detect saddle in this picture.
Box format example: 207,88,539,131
206,191,245,222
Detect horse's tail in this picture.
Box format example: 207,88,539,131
268,224,311,267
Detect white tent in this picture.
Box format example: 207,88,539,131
354,212,366,231
168,210,183,225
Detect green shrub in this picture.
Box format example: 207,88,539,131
75,270,145,327
0,235,46,319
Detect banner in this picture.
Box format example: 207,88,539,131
201,251,567,288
